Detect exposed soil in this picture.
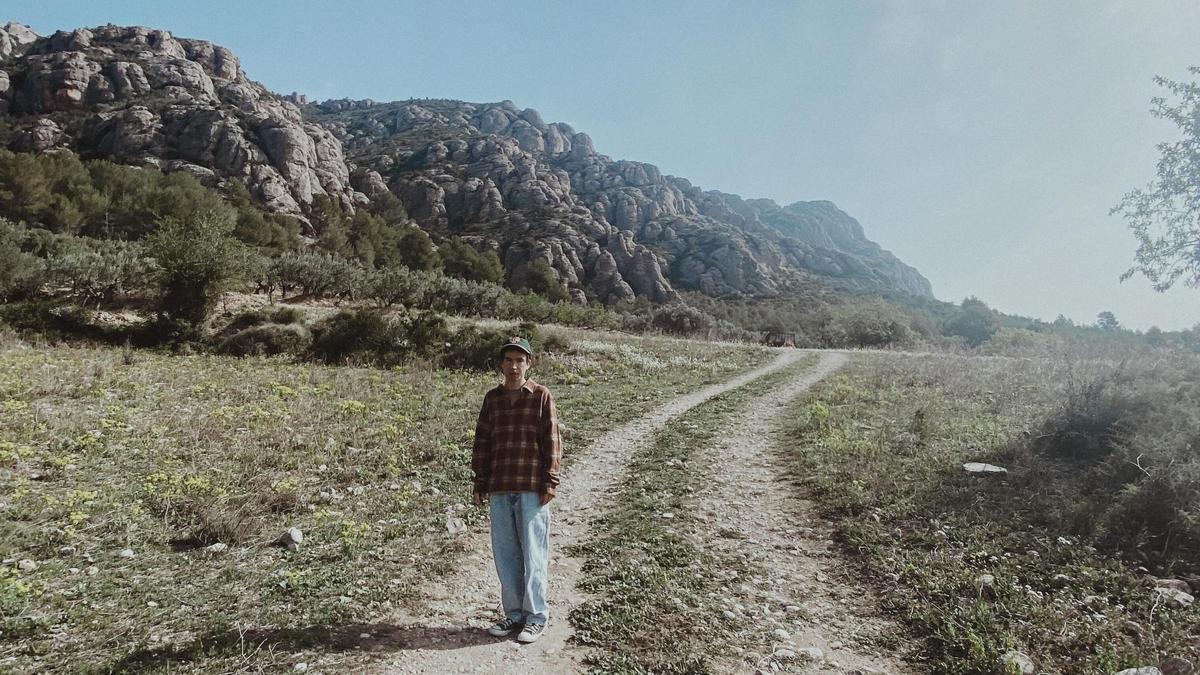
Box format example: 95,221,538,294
696,352,915,674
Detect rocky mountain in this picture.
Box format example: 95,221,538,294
0,21,933,304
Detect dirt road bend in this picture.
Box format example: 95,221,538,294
377,350,898,674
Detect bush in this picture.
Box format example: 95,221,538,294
270,306,306,325
944,297,999,347
217,309,271,337
824,301,914,348
439,237,505,284
309,308,404,364
145,210,246,323
651,303,716,337
219,323,312,357
0,217,46,302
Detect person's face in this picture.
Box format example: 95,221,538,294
500,349,532,383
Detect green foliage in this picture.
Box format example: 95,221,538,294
511,259,568,302
45,237,157,305
396,226,440,271
0,218,46,302
438,237,505,284
650,302,716,337
1113,65,1200,291
1096,310,1120,331
944,296,999,347
145,211,247,323
823,300,915,348
218,323,312,357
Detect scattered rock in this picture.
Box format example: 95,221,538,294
722,609,737,620
975,573,995,588
1115,668,1162,675
963,462,1007,474
1161,657,1196,675
279,527,304,551
1153,586,1194,608
203,543,227,554
17,559,37,572
1121,619,1146,636
293,663,308,673
84,565,99,576
795,647,824,661
772,628,790,640
117,548,134,559
1000,651,1036,674
773,648,797,660
1051,573,1071,588
1157,578,1193,594
57,545,76,556
446,516,467,536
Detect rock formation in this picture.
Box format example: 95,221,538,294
0,21,933,304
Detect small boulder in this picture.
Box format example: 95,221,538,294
203,543,228,555
1115,668,1162,675
1051,573,1072,589
1153,586,1194,608
1161,657,1196,675
117,548,134,559
1000,651,1036,674
1156,578,1193,594
446,516,466,536
279,527,304,551
773,648,797,660
16,559,37,572
795,647,824,661
963,462,1008,474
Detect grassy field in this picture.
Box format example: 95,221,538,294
782,352,1200,674
0,330,772,674
571,356,815,673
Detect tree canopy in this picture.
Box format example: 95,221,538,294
1113,66,1200,291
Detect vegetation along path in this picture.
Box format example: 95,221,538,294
374,350,907,674
698,352,913,673
371,349,796,672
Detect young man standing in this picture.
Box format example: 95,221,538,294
471,336,561,643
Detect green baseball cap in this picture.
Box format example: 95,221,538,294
499,336,533,357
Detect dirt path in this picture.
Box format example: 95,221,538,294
374,349,810,674
698,352,914,674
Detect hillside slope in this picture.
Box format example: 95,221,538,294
0,21,932,304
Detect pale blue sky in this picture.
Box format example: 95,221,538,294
11,1,1200,329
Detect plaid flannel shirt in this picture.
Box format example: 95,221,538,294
471,379,562,496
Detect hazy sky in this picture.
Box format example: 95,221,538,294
13,1,1200,329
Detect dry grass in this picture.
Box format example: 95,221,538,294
0,332,774,673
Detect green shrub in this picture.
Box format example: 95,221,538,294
145,211,246,323
219,323,312,357
0,217,46,302
439,237,505,284
651,303,716,337
309,308,403,364
218,309,271,336
270,306,306,325
824,301,914,348
944,297,999,347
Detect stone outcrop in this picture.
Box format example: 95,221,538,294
0,20,933,304
314,97,933,301
0,22,363,227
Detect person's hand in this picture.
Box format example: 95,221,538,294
473,490,486,507
539,492,554,506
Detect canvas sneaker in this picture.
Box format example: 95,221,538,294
486,617,524,637
516,622,546,643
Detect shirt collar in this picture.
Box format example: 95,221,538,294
499,379,536,394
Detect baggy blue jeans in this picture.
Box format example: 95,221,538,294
489,491,550,625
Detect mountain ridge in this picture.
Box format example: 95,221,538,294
0,21,933,304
